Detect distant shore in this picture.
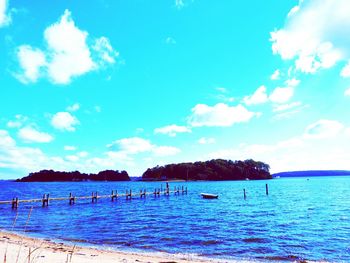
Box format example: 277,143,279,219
0,231,242,263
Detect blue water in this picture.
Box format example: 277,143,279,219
0,177,349,262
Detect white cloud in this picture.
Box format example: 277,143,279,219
152,146,180,156
198,137,216,145
65,155,79,162
44,10,95,84
270,0,350,74
304,119,344,139
18,126,53,143
107,137,181,157
16,10,119,84
341,62,350,78
108,137,153,154
273,101,302,112
0,0,10,27
345,88,350,96
270,69,280,80
64,145,76,151
285,78,300,87
243,85,268,105
78,151,88,158
154,125,191,137
0,129,15,147
7,114,28,128
269,87,294,104
51,112,79,131
16,45,46,83
66,103,80,112
92,36,119,66
188,103,257,127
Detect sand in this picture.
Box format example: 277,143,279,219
0,231,239,263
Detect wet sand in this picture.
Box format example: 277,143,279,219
0,231,241,263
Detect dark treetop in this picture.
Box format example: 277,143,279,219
16,169,130,182
142,159,271,181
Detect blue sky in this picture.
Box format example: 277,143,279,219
1,0,350,179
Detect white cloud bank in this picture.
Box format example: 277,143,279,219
16,10,119,84
271,0,350,75
208,119,350,173
188,103,258,127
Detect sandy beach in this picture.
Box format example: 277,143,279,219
0,231,241,263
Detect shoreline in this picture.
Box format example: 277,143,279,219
0,230,247,263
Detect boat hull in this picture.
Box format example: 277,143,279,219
201,193,218,199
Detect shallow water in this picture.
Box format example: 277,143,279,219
0,176,349,262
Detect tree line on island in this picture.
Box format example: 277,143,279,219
142,159,271,181
16,159,272,182
16,170,130,182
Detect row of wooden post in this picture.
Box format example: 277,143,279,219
9,186,188,209
243,184,269,200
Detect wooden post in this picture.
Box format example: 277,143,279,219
185,187,188,194
12,197,18,209
111,190,114,201
243,189,246,200
140,189,143,198
265,184,269,196
92,192,97,203
42,194,49,207
69,193,75,205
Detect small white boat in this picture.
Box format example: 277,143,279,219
201,193,218,199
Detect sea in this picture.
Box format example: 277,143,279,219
0,176,349,262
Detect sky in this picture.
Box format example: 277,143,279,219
1,0,350,179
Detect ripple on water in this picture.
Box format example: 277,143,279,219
1,178,350,262
242,237,269,244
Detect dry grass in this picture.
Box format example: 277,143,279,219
15,206,33,263
3,209,18,263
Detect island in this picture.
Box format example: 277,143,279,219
16,169,130,182
142,159,271,181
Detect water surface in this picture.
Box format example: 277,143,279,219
0,176,349,262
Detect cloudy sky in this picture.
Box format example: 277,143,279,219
1,0,350,179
